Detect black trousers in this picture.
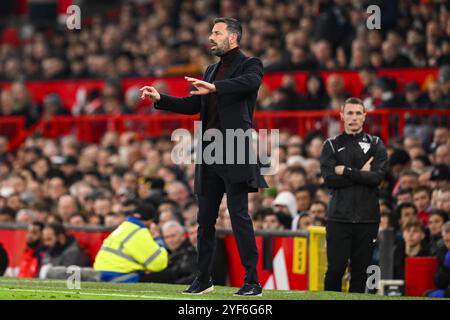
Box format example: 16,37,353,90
324,221,378,293
196,164,259,284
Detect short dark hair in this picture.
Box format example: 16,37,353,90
31,221,45,231
273,210,292,229
264,210,281,222
412,186,431,197
342,97,365,112
69,213,87,223
310,200,327,210
122,198,142,209
396,202,417,216
253,207,273,221
134,203,157,221
295,185,315,199
429,209,448,223
396,188,413,197
183,199,198,211
213,17,242,43
159,199,180,211
402,217,424,233
288,166,306,176
45,223,66,237
359,65,376,73
400,170,419,178
0,207,16,218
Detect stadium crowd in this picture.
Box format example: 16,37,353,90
1,0,450,81
0,0,449,295
0,122,448,285
0,0,450,131
1,0,450,122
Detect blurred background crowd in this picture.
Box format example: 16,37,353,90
1,0,450,125
0,124,448,281
0,0,449,287
1,0,450,81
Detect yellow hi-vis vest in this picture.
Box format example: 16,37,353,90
93,220,168,274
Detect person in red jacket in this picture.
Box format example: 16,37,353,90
18,221,46,278
412,186,432,226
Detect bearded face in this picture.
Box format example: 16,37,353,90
209,22,233,57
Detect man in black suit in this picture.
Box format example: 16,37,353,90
140,17,267,296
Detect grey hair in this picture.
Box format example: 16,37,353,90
161,220,184,234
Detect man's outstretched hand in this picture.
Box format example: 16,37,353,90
140,77,216,102
185,77,216,95
335,165,345,175
140,86,161,102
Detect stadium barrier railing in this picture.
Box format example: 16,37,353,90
1,224,314,290
217,228,310,290
0,67,438,109
2,109,449,151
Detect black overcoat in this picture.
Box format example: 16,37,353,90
155,51,268,195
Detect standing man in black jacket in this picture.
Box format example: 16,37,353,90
320,97,388,293
140,17,267,296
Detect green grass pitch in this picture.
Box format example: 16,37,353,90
0,277,443,300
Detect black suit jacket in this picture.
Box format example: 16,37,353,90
155,50,268,195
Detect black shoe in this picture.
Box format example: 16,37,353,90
234,283,262,297
182,277,214,295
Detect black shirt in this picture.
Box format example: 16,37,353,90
206,46,241,130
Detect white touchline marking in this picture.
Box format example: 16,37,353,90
0,280,235,295
0,287,198,300
0,281,163,294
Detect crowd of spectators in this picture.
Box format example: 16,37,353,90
0,123,448,282
0,0,449,292
256,63,450,120
1,1,450,129
1,0,450,81
1,59,450,135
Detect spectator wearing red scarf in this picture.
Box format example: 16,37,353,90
18,221,46,278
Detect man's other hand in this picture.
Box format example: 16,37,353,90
335,165,345,175
185,76,216,95
361,157,374,171
140,86,161,102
